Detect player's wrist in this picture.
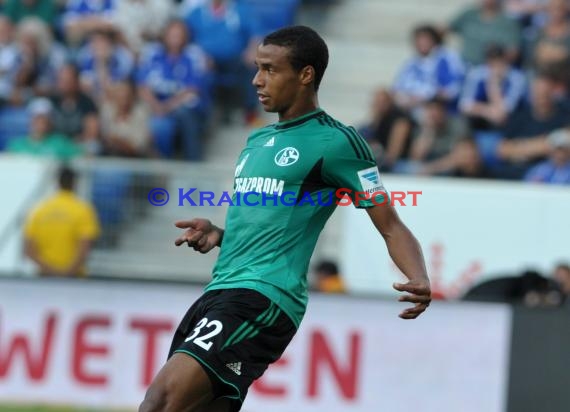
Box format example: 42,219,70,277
213,225,225,247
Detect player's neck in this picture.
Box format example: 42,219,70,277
278,96,319,123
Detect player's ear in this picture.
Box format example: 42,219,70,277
299,65,315,87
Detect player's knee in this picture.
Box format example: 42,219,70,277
138,383,176,412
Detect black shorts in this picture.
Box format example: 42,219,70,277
168,288,297,411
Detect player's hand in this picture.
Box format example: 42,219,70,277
174,219,223,254
393,280,431,320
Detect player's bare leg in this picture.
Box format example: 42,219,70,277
139,353,218,412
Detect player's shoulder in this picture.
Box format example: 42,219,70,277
319,113,373,157
246,122,276,144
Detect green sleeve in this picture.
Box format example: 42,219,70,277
321,128,388,208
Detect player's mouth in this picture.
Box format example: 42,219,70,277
257,93,269,104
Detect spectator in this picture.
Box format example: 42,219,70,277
464,269,563,306
100,80,152,157
7,97,82,159
536,58,570,107
0,16,17,105
2,0,57,27
178,0,207,16
50,63,101,155
524,128,570,183
394,97,480,176
13,17,67,97
76,29,134,103
459,45,527,131
23,166,101,277
516,270,563,307
359,88,414,171
505,0,549,30
528,0,570,69
312,260,346,294
239,0,300,36
184,0,260,124
393,24,465,115
63,0,117,47
112,0,174,55
553,263,570,298
480,75,570,179
449,0,522,65
137,19,209,160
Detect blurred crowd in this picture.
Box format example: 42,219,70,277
359,0,570,184
0,0,312,161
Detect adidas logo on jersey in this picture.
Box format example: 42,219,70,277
226,362,242,375
264,137,275,147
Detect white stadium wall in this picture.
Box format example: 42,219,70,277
340,175,570,299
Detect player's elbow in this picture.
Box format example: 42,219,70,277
367,205,403,240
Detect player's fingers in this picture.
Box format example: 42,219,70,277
399,312,419,320
184,231,204,247
175,220,199,229
404,304,428,314
398,294,431,304
174,229,202,246
393,282,430,295
400,304,428,318
174,233,191,246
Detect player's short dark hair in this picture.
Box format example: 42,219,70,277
58,166,75,191
413,24,443,46
262,25,329,91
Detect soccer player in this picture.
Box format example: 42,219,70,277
139,26,431,412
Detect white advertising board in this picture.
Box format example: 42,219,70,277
0,279,511,412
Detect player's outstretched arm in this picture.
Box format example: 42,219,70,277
174,218,224,254
366,205,431,319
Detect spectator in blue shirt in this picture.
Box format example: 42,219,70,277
63,0,116,47
76,30,134,103
184,0,260,124
238,0,300,36
13,17,68,98
476,75,569,179
137,19,210,161
0,16,19,105
524,128,570,184
393,25,465,118
459,45,527,131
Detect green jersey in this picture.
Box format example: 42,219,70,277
205,109,386,327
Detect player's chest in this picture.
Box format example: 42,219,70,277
234,134,323,183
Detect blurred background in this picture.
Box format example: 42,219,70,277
0,0,569,411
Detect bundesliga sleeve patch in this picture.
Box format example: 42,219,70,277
357,166,385,195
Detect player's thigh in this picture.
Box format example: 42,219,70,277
141,352,214,412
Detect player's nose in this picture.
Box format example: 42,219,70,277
252,70,263,88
